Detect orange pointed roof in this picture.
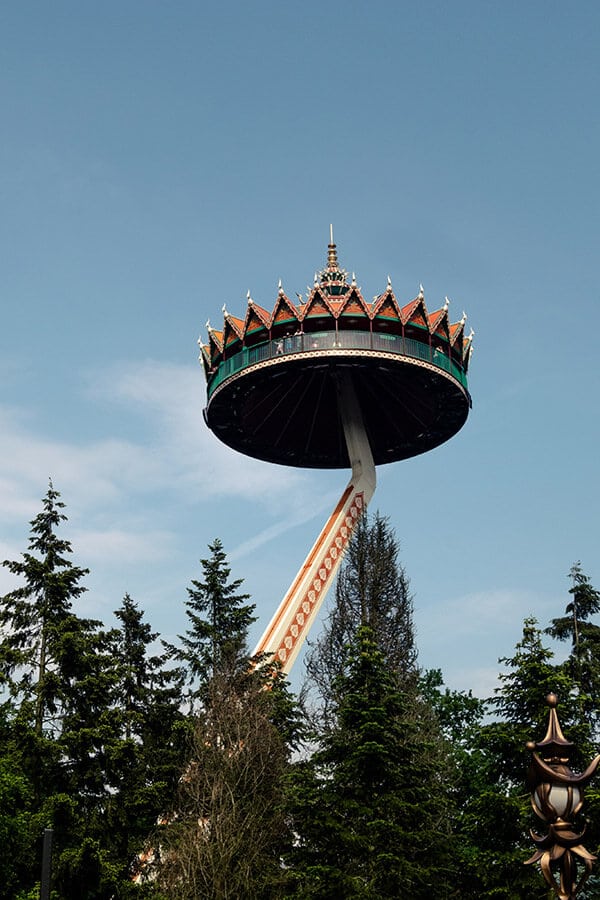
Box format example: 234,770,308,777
207,327,223,367
198,344,213,379
327,299,345,316
222,313,244,349
207,327,223,352
401,295,429,328
428,305,448,331
373,290,402,322
301,287,338,320
244,298,271,334
271,291,299,326
449,320,466,348
338,286,370,318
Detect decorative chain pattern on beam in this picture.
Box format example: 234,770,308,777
275,492,364,665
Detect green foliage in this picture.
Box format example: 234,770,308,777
2,488,599,899
290,626,455,897
164,538,257,702
0,756,35,899
103,594,187,868
292,516,456,897
0,480,90,736
547,562,600,739
153,540,300,899
448,617,577,898
0,485,187,899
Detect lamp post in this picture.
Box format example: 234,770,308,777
525,693,600,899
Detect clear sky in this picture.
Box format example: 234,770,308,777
1,0,598,696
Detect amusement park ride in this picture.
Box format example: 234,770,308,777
131,230,474,886
200,229,474,674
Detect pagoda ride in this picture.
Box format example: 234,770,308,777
200,229,473,673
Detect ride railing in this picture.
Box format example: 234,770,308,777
207,330,468,397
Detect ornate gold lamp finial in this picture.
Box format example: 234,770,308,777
525,695,600,899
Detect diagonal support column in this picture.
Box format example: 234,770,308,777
253,372,376,674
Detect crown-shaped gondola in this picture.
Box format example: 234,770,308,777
199,237,473,380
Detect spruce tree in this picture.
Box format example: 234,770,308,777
104,595,187,871
546,563,600,739
290,626,455,898
52,596,187,899
0,484,115,897
112,593,185,745
292,515,456,898
0,487,184,899
0,481,89,736
165,538,256,702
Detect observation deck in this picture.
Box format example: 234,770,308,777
201,237,473,469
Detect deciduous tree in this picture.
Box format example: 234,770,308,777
450,618,576,899
156,672,293,899
154,539,299,899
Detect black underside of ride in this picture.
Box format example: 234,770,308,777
205,356,471,469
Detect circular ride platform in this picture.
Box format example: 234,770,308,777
201,238,473,469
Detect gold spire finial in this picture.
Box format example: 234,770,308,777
327,223,338,268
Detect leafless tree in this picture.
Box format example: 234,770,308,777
153,673,290,899
305,512,417,724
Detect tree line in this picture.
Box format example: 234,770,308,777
1,483,599,899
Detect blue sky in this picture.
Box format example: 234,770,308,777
1,1,598,696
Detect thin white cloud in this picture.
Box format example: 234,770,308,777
440,665,504,699
0,475,40,520
0,359,329,590
0,407,153,515
0,539,25,595
0,359,318,525
420,588,540,639
229,483,339,561
89,360,311,505
416,587,564,696
71,528,176,565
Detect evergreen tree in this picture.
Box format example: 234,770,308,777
165,539,256,702
292,516,456,897
0,487,185,899
104,594,187,874
54,594,188,897
546,563,600,738
0,481,89,736
290,626,455,898
111,593,186,753
0,484,114,897
450,618,577,899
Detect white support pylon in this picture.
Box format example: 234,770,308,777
253,372,376,674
